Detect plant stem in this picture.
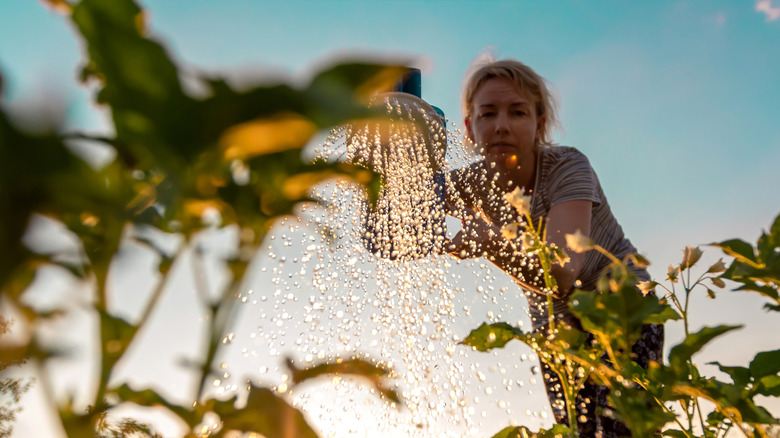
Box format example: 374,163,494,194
680,400,693,435
135,243,186,334
191,246,213,310
594,245,622,265
695,397,707,436
194,259,246,402
562,372,579,434
655,396,692,437
93,265,110,411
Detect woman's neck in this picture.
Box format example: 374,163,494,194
486,149,538,194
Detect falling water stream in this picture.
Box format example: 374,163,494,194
217,93,554,437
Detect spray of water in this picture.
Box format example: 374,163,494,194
216,92,555,437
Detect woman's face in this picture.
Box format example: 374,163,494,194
466,77,545,168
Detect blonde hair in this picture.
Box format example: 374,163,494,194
462,57,560,146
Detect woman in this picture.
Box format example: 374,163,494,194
446,58,663,437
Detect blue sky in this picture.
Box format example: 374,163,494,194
4,0,779,244
2,0,780,436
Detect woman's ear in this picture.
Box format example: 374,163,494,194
464,117,474,142
536,114,547,142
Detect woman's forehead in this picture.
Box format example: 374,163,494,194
474,77,535,103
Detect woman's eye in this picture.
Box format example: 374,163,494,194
479,112,495,118
513,110,527,116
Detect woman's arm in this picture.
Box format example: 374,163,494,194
545,200,591,297
447,199,592,298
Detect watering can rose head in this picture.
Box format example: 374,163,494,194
345,92,447,173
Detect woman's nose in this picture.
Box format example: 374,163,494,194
494,112,510,133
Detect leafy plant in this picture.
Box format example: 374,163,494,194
464,211,780,437
3,1,779,437
1,0,406,436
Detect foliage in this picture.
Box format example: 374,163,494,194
1,0,404,436
464,213,780,437
3,1,779,437
0,317,33,438
712,214,780,312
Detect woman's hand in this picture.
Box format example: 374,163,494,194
445,207,502,259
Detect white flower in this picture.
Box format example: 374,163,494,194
552,246,570,266
707,258,727,274
500,223,519,240
504,186,532,216
637,280,658,296
565,230,594,253
520,232,536,252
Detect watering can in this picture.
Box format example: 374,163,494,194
348,68,447,260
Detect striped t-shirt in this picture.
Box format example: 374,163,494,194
455,145,649,330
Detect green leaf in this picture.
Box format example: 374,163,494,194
58,411,96,438
705,409,727,428
491,425,575,438
461,322,523,352
98,309,138,369
766,303,780,312
608,385,674,436
157,256,173,275
541,424,575,437
491,426,533,438
71,0,200,168
770,212,780,238
668,325,742,369
754,375,780,397
733,280,779,301
570,287,679,356
644,302,683,325
113,384,198,426
286,357,400,404
287,357,385,382
711,239,759,267
305,63,407,125
710,362,751,387
756,232,775,265
213,384,318,438
0,111,105,293
749,348,780,379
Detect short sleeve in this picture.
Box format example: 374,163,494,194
546,150,602,207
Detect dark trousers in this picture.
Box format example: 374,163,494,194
539,323,664,438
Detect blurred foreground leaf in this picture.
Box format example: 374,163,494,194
491,424,575,438
113,385,198,427
462,322,524,352
287,357,400,404
213,384,317,438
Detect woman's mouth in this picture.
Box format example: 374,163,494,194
488,142,515,153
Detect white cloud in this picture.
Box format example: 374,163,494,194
756,0,780,21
